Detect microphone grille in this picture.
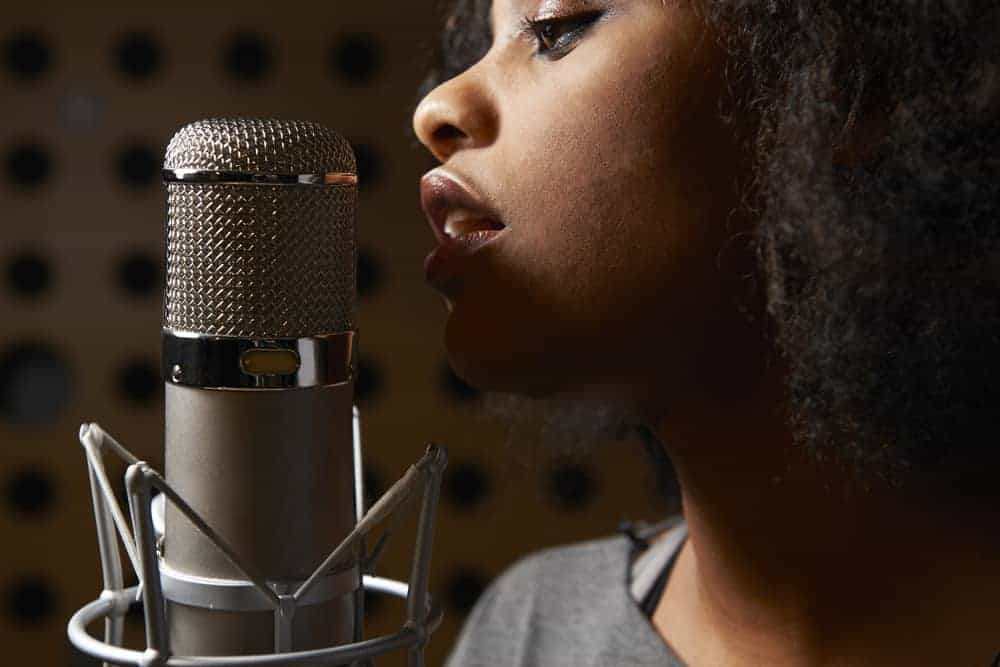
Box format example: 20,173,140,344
163,118,356,339
164,117,356,175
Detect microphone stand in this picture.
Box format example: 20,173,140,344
67,417,447,667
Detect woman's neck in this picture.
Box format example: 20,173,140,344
647,363,1000,666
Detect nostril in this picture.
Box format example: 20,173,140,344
433,124,466,143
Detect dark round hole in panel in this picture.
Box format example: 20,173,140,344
443,460,490,510
115,250,161,297
350,141,382,192
445,569,489,616
5,142,52,190
116,358,160,405
356,247,382,299
114,143,159,189
6,577,55,623
354,355,383,406
6,250,52,298
543,460,598,511
223,32,274,82
331,33,381,84
114,31,162,80
6,467,53,514
4,31,52,81
0,342,72,425
440,363,481,403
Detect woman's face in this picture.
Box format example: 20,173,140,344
412,0,758,409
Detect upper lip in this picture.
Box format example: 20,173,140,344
420,169,504,245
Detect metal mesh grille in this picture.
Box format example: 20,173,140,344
164,182,355,337
164,118,356,175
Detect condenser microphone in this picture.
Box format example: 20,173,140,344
69,116,446,667
159,118,360,656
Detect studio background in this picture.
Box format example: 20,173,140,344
1,2,669,664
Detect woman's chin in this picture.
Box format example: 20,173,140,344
442,320,565,399
444,347,553,398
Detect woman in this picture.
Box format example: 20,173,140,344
411,0,1000,665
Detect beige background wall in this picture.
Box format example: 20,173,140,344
0,3,668,664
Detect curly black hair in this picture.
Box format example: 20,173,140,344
413,0,1000,505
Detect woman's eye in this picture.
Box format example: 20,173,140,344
521,10,603,57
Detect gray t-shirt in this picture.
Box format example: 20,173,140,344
444,517,688,666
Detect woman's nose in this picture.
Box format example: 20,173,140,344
412,72,499,163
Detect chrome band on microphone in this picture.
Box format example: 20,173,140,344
162,329,355,389
158,562,359,611
163,168,358,186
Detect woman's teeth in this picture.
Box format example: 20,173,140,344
444,211,505,238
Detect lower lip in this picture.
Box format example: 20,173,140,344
424,229,506,290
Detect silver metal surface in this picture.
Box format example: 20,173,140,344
68,422,447,666
352,406,364,523
68,580,442,667
351,405,366,649
164,181,356,338
158,117,362,660
163,168,357,185
405,445,445,667
163,118,356,339
68,117,447,664
126,462,171,657
82,425,126,667
164,381,358,655
163,330,355,389
159,562,358,611
163,118,356,175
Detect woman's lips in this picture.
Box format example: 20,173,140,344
424,228,507,292
420,170,504,245
419,170,507,291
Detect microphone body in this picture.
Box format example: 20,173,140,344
163,384,357,653
160,118,359,657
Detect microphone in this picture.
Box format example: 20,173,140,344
68,117,447,666
159,117,360,656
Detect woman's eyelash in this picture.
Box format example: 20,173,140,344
518,10,603,57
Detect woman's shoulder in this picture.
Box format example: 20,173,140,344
475,514,686,612
444,516,687,667
487,534,628,602
492,514,685,593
